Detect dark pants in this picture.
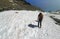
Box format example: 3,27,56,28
38,21,42,28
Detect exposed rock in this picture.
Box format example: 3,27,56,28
0,0,43,11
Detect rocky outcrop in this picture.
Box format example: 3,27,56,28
0,0,43,11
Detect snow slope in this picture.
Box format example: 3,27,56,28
48,13,60,19
0,10,60,39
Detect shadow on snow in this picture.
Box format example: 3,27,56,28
28,24,38,28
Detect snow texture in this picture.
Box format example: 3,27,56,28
0,10,60,39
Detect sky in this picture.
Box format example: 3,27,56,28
26,0,60,11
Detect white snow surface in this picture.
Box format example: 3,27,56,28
0,10,60,39
53,15,60,19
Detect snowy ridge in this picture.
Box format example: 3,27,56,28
0,10,60,39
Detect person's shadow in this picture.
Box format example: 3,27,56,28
28,24,38,28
